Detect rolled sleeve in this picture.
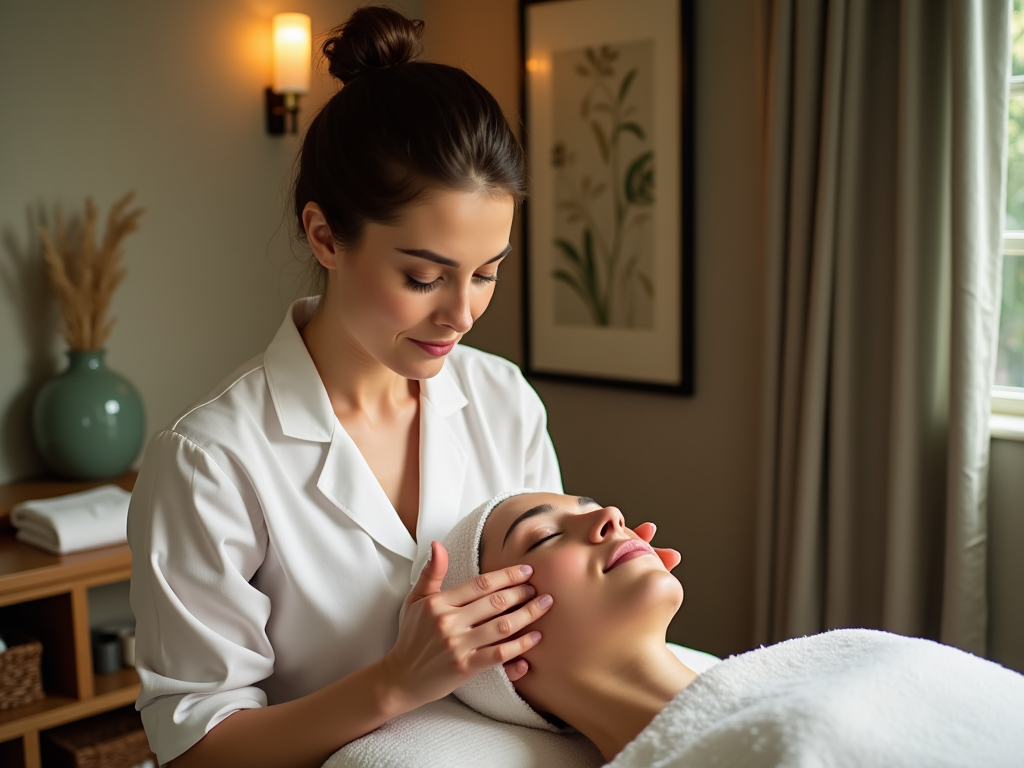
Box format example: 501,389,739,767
128,430,272,765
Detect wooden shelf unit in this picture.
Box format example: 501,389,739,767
0,473,141,768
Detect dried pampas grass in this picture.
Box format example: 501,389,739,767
37,191,144,352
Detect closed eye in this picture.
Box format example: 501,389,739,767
405,274,438,292
527,532,561,552
405,273,499,293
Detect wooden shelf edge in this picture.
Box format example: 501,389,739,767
0,680,140,741
0,541,132,605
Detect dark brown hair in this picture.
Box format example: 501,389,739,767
294,6,527,286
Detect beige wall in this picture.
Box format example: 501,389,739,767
424,0,764,657
0,0,422,483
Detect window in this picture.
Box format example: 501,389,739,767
994,0,1024,416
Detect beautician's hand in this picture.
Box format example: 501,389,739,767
504,658,529,682
383,540,553,708
633,522,681,571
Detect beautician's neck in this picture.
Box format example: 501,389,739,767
552,639,696,761
301,301,414,415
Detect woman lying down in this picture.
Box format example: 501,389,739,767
425,489,1024,768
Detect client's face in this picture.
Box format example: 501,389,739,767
479,493,684,707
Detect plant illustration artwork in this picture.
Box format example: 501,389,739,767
552,41,655,328
523,0,692,391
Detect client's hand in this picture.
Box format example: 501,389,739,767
633,522,682,571
383,540,553,709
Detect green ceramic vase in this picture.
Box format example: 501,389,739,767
32,350,145,480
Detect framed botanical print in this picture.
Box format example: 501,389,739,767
520,0,694,393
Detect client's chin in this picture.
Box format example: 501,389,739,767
611,560,685,625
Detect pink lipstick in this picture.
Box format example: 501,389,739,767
604,540,655,572
411,339,457,357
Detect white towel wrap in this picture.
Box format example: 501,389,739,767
432,488,563,732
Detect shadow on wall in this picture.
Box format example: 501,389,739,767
0,206,62,479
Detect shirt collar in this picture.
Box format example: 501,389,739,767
421,353,469,417
264,297,336,442
264,297,469,441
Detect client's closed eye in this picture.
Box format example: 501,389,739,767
527,532,561,552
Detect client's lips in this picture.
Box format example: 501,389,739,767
604,540,655,572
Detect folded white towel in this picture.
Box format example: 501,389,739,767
11,484,131,554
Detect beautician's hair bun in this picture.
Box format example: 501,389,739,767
322,6,424,85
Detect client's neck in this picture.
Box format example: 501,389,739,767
543,638,697,761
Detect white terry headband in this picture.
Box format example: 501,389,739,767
438,488,566,732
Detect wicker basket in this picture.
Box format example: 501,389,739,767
43,707,155,768
0,632,44,711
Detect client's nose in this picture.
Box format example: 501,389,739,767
589,506,626,543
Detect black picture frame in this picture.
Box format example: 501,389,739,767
519,0,695,394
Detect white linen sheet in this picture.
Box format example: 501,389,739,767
325,644,718,768
324,694,602,768
326,630,1024,767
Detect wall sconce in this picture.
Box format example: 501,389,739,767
266,12,311,135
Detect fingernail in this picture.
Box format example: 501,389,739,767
650,523,657,533
524,585,537,596
537,594,553,609
529,631,542,643
520,565,533,576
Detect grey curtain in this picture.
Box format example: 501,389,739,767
755,0,1009,655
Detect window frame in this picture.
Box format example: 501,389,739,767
993,74,1024,417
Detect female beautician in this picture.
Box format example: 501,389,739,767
128,7,672,768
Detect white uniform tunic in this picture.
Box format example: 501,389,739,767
128,298,562,765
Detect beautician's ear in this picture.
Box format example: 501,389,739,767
302,202,339,270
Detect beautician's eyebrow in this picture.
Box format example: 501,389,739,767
501,496,602,549
396,244,512,268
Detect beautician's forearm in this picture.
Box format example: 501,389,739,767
169,656,412,768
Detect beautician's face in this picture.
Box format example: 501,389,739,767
325,189,513,380
479,492,683,671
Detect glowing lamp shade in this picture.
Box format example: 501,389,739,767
272,13,311,94
266,12,311,135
